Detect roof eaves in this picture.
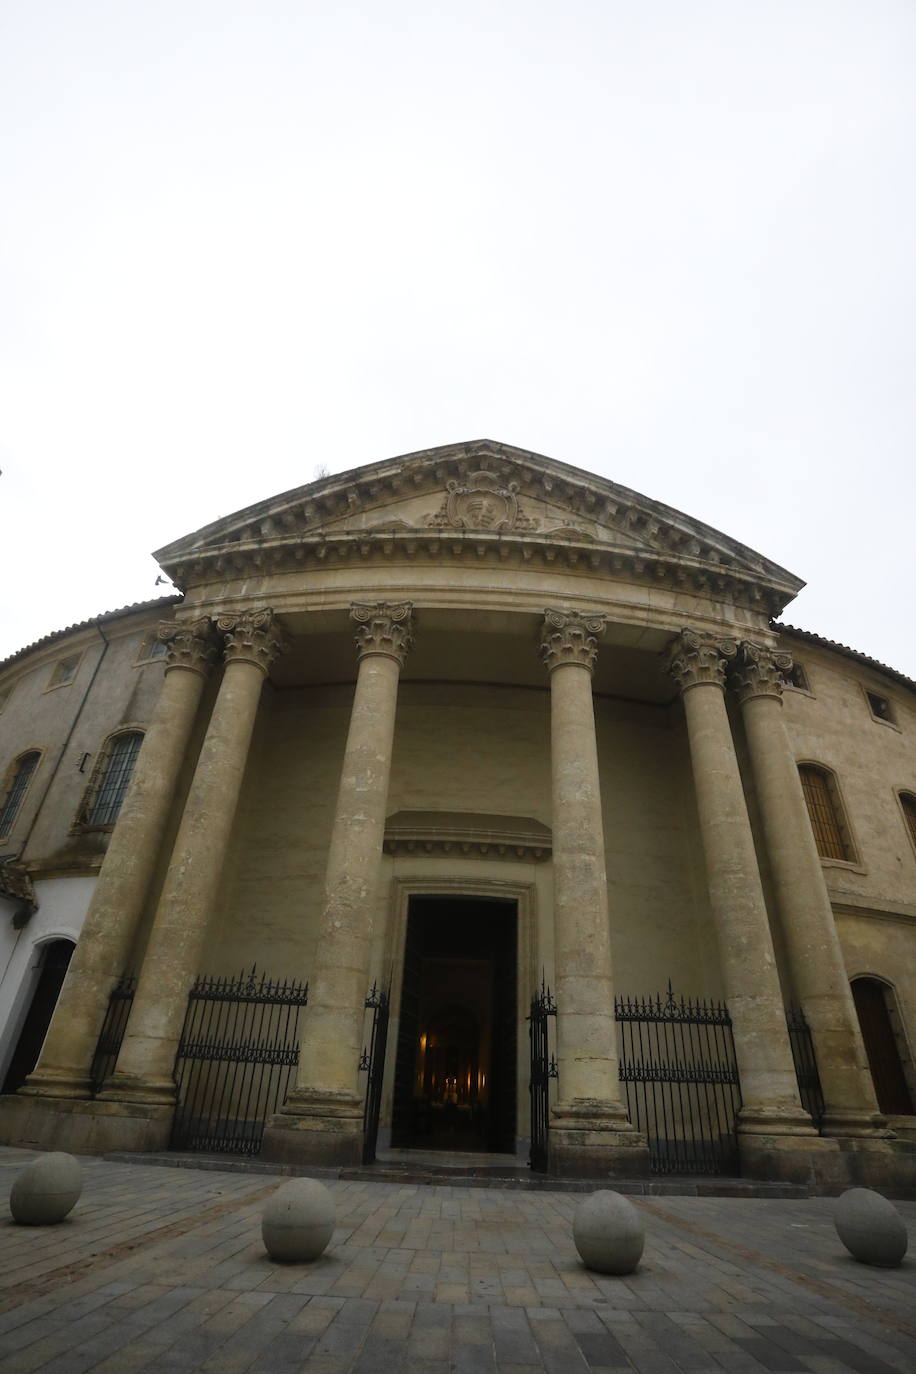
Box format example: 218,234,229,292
774,623,915,693
0,595,183,674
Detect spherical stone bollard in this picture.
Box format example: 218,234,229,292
834,1188,908,1268
9,1152,83,1226
573,1189,645,1275
262,1178,336,1263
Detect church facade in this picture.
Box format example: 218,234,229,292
1,441,914,1187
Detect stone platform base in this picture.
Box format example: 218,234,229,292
0,1092,174,1156
738,1128,916,1194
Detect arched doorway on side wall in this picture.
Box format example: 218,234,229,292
851,976,915,1116
2,939,75,1094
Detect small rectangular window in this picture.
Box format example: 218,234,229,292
48,654,81,689
866,691,896,725
784,662,809,692
136,634,168,664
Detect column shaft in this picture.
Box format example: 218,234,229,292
735,645,884,1136
550,661,621,1106
541,609,648,1178
101,610,285,1103
20,619,215,1100
261,602,412,1167
667,630,820,1180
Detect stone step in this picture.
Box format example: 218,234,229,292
103,1150,809,1197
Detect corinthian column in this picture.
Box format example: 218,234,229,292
100,608,287,1105
667,629,829,1181
18,618,218,1102
732,643,887,1138
261,602,414,1167
541,609,648,1177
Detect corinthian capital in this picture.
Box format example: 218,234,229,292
666,628,737,694
731,642,793,705
159,617,219,677
540,608,606,674
351,601,414,666
216,608,288,674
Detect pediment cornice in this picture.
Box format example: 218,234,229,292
154,440,804,615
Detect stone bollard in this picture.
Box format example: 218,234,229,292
9,1152,83,1225
834,1188,909,1267
572,1190,645,1275
262,1178,336,1262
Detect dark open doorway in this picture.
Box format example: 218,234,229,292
2,939,75,1094
392,896,517,1153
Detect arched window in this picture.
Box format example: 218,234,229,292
0,751,41,836
81,731,144,827
851,978,915,1116
798,764,855,862
900,792,916,853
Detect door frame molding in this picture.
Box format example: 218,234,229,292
379,875,538,1150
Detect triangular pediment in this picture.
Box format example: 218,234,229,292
155,439,803,607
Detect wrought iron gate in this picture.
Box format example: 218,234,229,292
615,983,741,1175
90,974,136,1094
786,1005,826,1129
170,967,308,1155
359,982,390,1165
528,980,558,1172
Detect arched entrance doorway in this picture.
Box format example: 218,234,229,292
2,939,75,1094
392,895,517,1153
851,977,915,1116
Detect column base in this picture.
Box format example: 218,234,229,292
548,1098,651,1179
0,1091,174,1156
260,1088,364,1168
96,1072,178,1107
18,1067,93,1101
820,1108,895,1140
737,1104,836,1186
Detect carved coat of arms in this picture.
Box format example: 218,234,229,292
426,471,539,531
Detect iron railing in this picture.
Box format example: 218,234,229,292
359,982,390,1165
615,982,741,1175
528,979,558,1172
89,974,137,1094
786,1004,826,1129
170,967,308,1155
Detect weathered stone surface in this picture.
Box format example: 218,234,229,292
9,1151,82,1225
261,1177,335,1262
572,1189,645,1274
834,1187,909,1266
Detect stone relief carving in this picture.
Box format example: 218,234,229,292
540,608,607,674
426,471,540,531
666,628,737,693
731,642,793,704
351,601,414,666
216,608,288,674
158,617,220,676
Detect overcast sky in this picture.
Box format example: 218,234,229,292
2,2,914,676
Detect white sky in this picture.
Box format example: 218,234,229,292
2,1,914,676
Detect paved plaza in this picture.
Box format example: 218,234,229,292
0,1148,914,1373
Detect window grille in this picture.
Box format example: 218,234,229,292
87,733,143,826
138,635,168,663
798,764,853,862
901,793,916,853
0,752,40,835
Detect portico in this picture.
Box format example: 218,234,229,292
0,440,901,1186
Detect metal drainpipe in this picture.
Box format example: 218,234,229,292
16,618,111,869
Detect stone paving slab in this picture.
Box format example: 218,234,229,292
0,1147,913,1372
